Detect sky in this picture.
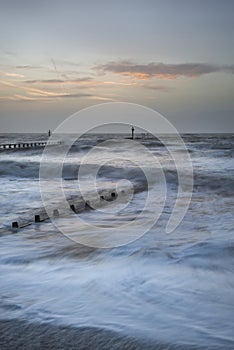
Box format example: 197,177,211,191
0,0,233,133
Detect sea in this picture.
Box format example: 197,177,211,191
0,132,233,349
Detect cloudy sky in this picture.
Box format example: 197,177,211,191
0,0,233,132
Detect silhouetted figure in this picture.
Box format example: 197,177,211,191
48,130,51,137
131,126,135,140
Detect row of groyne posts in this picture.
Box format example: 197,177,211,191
0,140,62,150
12,209,60,229
11,189,118,231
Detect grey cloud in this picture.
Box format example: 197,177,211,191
14,92,93,102
26,79,64,84
25,77,93,84
95,61,234,79
141,85,174,92
16,65,44,70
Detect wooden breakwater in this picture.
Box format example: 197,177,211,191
8,181,148,232
0,140,62,150
10,187,120,231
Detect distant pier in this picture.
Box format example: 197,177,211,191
0,140,62,150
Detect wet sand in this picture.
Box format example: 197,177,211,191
0,319,224,349
0,319,158,350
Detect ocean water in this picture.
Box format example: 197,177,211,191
0,133,233,349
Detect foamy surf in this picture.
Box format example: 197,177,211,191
0,133,233,349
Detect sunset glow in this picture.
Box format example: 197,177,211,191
0,0,233,132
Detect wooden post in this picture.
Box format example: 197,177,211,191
35,214,49,222
70,204,76,213
12,221,32,229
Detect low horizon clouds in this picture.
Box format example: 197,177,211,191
95,61,234,80
1,59,233,103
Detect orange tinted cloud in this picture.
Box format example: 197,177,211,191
4,72,25,78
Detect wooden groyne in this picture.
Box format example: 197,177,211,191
0,182,144,233
0,140,62,150
10,188,120,231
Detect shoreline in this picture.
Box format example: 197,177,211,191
0,319,157,350
0,319,224,350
